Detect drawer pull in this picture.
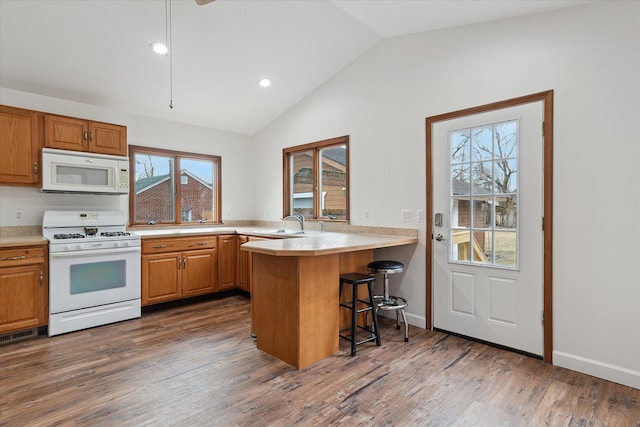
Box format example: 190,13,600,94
1,255,27,261
196,242,209,245
153,244,168,249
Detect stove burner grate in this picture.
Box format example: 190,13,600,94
100,232,131,237
53,233,85,240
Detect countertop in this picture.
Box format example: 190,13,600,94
239,231,418,256
0,226,418,255
135,226,418,256
0,235,48,248
134,227,240,238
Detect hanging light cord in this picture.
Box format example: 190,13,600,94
166,0,174,109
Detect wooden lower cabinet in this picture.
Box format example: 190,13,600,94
0,245,48,334
141,233,274,306
217,235,237,291
236,236,250,291
223,234,271,293
141,236,217,306
238,235,269,293
142,252,181,304
182,250,218,296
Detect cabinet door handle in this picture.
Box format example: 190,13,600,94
89,131,93,142
183,258,187,269
33,162,38,176
153,244,168,249
196,242,208,245
177,257,181,270
1,255,26,261
40,271,43,287
83,129,88,142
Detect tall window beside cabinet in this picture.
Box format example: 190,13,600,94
129,145,221,226
283,135,349,221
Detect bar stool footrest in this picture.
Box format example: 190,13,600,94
339,325,379,346
374,295,408,310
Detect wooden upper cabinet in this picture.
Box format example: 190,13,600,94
44,113,127,156
90,121,127,156
0,105,42,186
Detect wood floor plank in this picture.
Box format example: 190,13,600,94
1,294,638,426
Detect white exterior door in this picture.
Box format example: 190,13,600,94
432,101,544,356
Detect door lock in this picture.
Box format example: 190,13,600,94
435,213,443,227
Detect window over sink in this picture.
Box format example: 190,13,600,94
129,145,221,225
283,135,349,221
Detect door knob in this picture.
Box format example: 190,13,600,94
434,233,446,241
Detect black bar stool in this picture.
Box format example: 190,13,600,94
368,260,409,342
339,273,381,356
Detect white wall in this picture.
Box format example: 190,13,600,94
0,88,254,226
251,2,640,388
1,1,638,390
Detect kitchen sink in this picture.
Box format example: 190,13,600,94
252,229,322,236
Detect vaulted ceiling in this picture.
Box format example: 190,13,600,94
0,0,593,135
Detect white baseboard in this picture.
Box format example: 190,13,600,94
377,310,426,329
553,351,640,390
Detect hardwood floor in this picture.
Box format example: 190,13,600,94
1,295,638,426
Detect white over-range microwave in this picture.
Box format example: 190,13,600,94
41,148,130,194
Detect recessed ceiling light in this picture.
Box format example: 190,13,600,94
150,42,168,55
259,78,272,88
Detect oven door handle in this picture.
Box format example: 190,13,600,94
50,247,141,259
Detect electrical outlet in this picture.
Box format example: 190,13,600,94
15,210,23,221
363,209,369,221
401,209,412,222
416,209,424,223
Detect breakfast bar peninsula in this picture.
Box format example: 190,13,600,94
241,231,418,369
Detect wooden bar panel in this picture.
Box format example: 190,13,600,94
252,252,342,369
252,254,300,367
298,254,339,368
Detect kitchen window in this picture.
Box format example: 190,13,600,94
129,146,221,225
283,136,349,221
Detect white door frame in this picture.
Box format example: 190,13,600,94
426,90,554,363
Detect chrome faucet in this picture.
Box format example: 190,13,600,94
284,213,305,231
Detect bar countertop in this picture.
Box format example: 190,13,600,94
240,231,418,257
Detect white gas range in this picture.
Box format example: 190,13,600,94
43,210,141,336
